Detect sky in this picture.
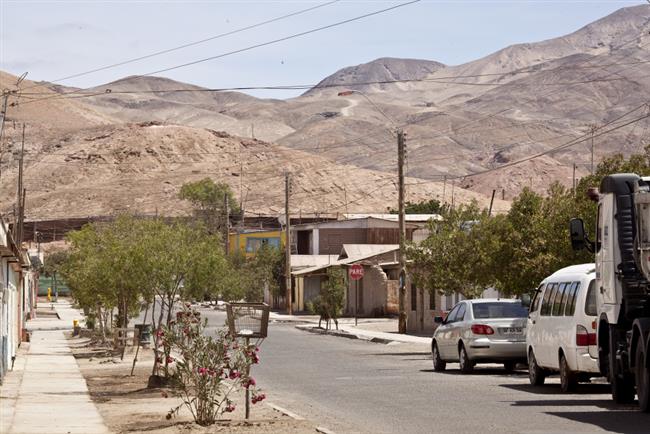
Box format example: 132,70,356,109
0,0,644,98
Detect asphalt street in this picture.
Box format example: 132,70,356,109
199,308,648,434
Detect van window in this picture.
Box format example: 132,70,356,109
530,284,544,313
446,304,461,323
585,280,597,316
558,282,571,316
541,283,557,316
564,282,580,316
552,283,567,316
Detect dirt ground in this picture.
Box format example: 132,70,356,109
69,335,316,433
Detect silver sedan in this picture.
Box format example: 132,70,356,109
431,299,528,373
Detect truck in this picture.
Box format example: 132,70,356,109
570,173,650,412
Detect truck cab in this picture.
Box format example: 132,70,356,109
570,173,650,411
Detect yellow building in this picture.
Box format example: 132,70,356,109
229,229,286,257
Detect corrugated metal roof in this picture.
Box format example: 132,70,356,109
343,213,442,222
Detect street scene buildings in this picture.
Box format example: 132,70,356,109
3,2,650,433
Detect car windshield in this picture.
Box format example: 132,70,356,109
472,302,528,319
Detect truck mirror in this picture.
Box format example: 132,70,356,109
434,315,444,324
569,218,587,251
520,294,531,308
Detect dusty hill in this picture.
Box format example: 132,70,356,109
304,57,446,96
0,121,506,220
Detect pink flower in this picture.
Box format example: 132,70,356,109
224,404,236,413
244,378,256,388
252,393,266,404
252,354,260,364
198,367,208,376
155,329,164,338
229,370,240,380
166,356,174,364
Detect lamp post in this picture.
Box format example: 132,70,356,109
337,90,407,334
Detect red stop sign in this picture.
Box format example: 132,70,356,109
349,264,364,280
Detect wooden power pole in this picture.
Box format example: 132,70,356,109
397,129,407,334
224,192,230,255
285,172,292,314
15,124,25,243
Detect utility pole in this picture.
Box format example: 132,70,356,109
0,90,10,182
442,175,447,203
488,189,496,217
572,163,577,196
590,124,597,175
223,192,230,255
397,129,407,334
285,172,292,315
15,124,25,243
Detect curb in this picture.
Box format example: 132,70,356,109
316,426,337,434
296,325,361,341
266,402,305,421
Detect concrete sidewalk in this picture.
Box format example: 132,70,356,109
269,312,431,345
1,303,109,434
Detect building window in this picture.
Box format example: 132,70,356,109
246,237,280,253
411,284,417,311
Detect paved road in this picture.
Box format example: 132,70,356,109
199,308,648,434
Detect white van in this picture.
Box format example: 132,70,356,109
526,263,600,392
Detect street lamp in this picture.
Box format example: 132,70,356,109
337,90,408,334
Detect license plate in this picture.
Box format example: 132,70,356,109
501,327,523,334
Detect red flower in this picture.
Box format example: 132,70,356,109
224,404,236,413
198,367,208,376
166,356,174,364
228,370,240,380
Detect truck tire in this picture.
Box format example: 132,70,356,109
610,326,636,404
636,339,650,412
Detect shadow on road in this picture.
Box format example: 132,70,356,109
364,352,431,357
546,410,647,433
422,367,528,377
501,383,611,396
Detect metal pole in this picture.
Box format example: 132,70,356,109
397,129,407,334
572,163,577,196
285,172,292,314
590,125,596,175
245,336,250,419
355,279,358,327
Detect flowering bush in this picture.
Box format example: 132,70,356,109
160,305,264,426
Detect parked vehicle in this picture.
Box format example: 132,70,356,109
571,174,650,411
431,299,528,373
526,264,600,392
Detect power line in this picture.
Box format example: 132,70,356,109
16,0,422,106
18,0,342,93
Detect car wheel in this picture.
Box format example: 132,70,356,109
636,339,650,412
432,342,446,372
503,361,516,373
528,349,546,386
559,353,577,393
459,343,473,374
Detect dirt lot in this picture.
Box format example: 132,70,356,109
69,335,316,433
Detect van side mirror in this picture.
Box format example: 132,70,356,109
569,218,594,253
434,316,444,324
520,293,531,309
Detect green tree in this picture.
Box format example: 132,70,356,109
307,267,346,330
179,178,240,234
390,198,447,215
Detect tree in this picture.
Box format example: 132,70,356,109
179,178,240,234
390,198,447,215
43,250,68,301
307,267,346,330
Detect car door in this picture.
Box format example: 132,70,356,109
450,302,468,358
437,304,460,359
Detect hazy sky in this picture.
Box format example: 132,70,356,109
0,0,643,98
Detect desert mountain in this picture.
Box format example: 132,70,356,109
303,57,446,96
3,4,650,220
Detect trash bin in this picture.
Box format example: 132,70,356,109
134,324,152,346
